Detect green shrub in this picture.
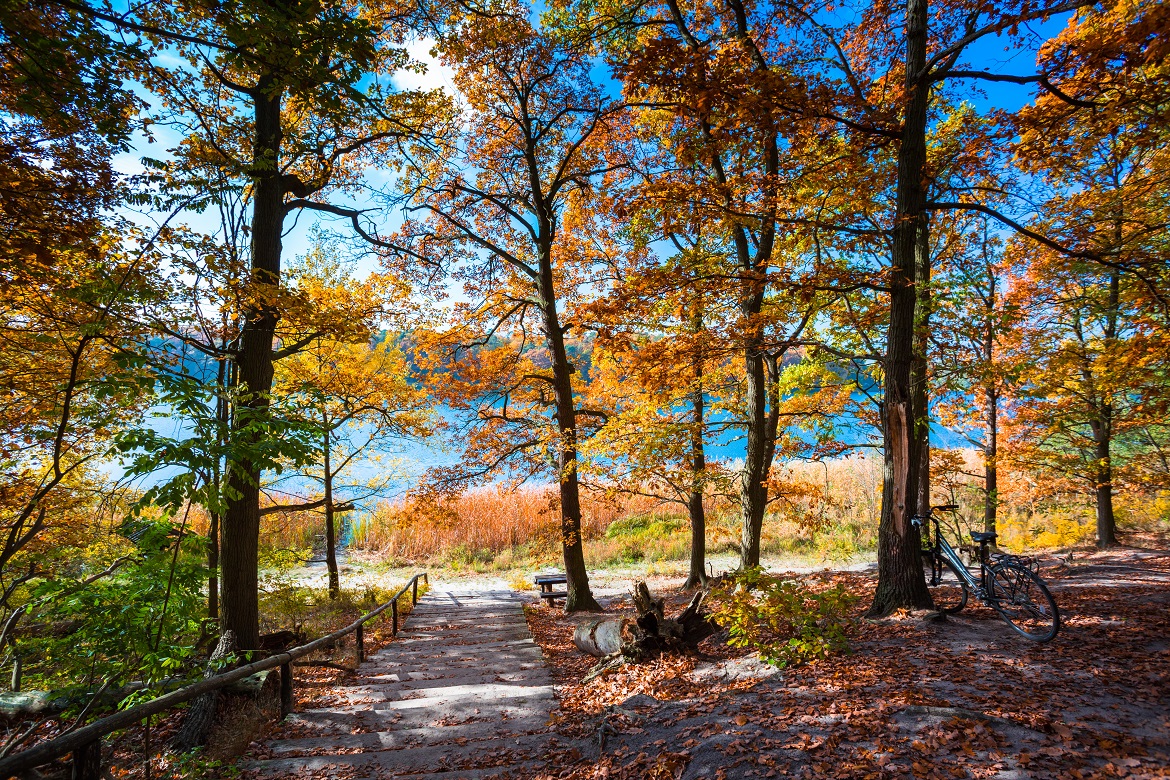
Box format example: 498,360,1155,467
709,567,857,668
604,513,685,540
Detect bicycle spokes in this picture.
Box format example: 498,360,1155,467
988,563,1060,642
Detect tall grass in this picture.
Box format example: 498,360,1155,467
345,454,889,567
233,449,1167,571
350,487,640,563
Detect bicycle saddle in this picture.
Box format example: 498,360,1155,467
970,531,997,543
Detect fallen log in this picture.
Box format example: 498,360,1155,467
573,582,717,663
0,677,197,722
573,617,632,657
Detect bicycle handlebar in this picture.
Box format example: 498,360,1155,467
912,504,958,528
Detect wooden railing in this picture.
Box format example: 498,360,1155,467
0,571,428,780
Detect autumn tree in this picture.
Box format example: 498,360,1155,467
1004,250,1169,548
584,244,739,588
271,245,433,596
66,0,440,647
556,0,867,571
930,222,1023,535
1008,0,1170,546
0,0,162,591
385,5,626,611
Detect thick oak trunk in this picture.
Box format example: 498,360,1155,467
1093,407,1117,548
868,0,934,617
221,83,284,650
1095,448,1117,548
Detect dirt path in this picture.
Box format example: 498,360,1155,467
245,584,578,779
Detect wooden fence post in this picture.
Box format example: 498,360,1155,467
280,663,293,718
355,623,364,663
71,739,101,780
412,577,418,605
391,600,398,636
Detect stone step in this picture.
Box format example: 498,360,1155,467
248,732,552,776
344,672,553,694
265,715,551,757
284,700,551,735
333,681,555,706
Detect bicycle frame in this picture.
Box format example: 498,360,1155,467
924,515,986,596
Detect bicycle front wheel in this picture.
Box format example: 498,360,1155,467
923,551,969,614
988,562,1060,642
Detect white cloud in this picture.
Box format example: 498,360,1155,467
394,37,457,95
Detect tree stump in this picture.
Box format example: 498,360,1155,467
573,582,716,669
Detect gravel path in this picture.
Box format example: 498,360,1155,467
248,584,576,779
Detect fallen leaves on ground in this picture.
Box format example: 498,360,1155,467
527,549,1170,779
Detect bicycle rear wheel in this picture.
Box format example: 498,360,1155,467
923,551,969,614
988,562,1060,642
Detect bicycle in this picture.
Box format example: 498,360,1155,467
915,504,1061,642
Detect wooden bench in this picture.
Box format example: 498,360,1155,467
533,574,568,606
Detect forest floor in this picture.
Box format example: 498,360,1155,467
522,544,1170,780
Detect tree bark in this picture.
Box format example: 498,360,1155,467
739,270,768,568
983,272,999,535
1093,269,1120,548
685,385,708,589
171,630,236,752
1094,431,1116,547
539,276,601,613
736,132,778,570
323,413,340,598
984,387,998,535
867,0,934,617
912,213,931,518
221,81,284,650
685,309,707,589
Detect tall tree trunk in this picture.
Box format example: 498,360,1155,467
735,131,777,570
208,355,229,621
984,386,998,535
1093,269,1121,548
739,276,768,568
323,413,339,598
1095,427,1116,547
867,0,934,617
207,511,219,621
912,215,931,518
539,284,601,613
982,270,1001,537
221,82,284,650
983,272,999,535
685,312,707,588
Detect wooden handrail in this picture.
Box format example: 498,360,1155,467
0,572,428,778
